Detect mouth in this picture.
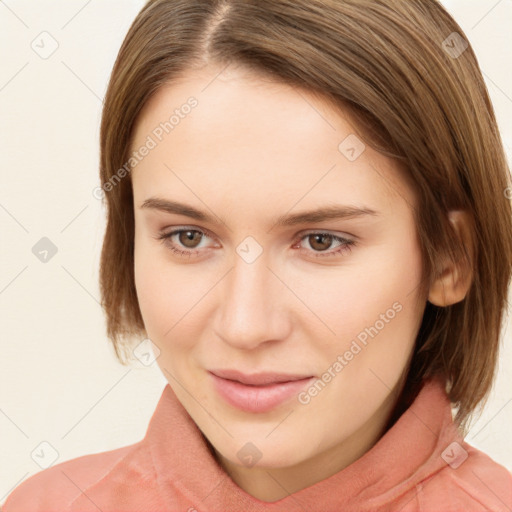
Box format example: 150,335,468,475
208,369,315,413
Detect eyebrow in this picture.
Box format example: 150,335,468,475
139,197,379,228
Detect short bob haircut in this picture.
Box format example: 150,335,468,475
98,0,512,432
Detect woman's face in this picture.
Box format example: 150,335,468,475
131,64,426,493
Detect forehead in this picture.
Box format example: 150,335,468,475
130,65,416,218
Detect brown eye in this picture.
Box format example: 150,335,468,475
178,230,203,248
307,233,334,252
156,227,216,258
295,232,355,259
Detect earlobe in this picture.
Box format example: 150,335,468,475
428,210,474,307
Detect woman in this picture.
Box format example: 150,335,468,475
3,0,512,510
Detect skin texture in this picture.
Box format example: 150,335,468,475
130,63,471,502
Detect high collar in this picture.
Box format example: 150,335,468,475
145,376,461,511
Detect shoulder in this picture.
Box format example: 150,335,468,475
1,441,144,512
418,443,512,511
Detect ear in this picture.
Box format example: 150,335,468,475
428,210,474,307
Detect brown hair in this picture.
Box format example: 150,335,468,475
98,0,512,431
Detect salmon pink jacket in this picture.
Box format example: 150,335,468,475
2,377,511,511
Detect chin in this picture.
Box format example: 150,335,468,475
215,438,308,470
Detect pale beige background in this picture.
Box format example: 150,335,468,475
1,0,511,502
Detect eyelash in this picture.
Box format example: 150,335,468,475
155,227,355,259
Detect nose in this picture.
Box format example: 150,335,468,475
213,248,291,351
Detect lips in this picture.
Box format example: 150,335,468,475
208,369,315,413
209,369,313,386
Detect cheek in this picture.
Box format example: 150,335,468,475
134,236,211,347
303,235,422,334
301,230,424,380
296,242,423,424
134,233,174,339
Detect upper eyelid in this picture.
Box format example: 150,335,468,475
165,225,217,242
